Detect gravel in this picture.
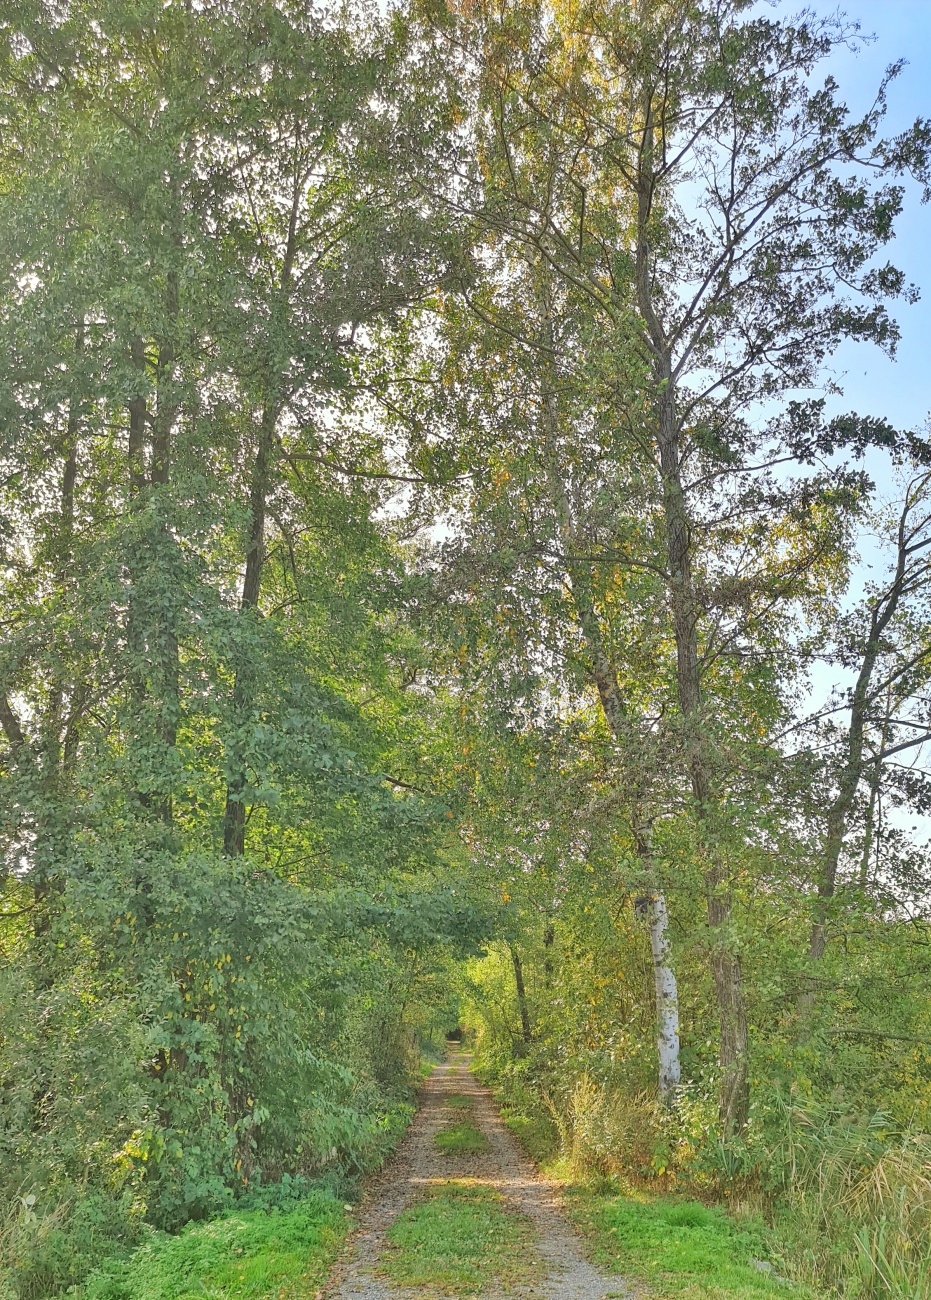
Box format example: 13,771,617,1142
319,1051,634,1300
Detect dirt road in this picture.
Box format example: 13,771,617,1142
320,1051,632,1299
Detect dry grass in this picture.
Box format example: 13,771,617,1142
558,1073,662,1178
773,1098,931,1297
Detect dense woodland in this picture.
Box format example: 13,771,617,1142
3,0,931,1294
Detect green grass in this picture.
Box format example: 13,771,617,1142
569,1189,819,1299
79,1190,348,1299
444,1093,474,1109
380,1179,543,1295
433,1119,489,1155
501,1109,559,1164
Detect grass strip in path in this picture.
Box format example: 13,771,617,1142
570,1188,819,1299
443,1094,474,1110
380,1179,544,1296
79,1190,348,1299
433,1118,488,1156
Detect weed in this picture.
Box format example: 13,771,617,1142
766,1093,931,1296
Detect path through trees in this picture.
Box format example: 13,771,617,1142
322,1053,632,1300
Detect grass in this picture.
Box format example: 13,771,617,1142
569,1188,818,1299
78,1189,349,1300
444,1093,474,1109
380,1179,543,1295
433,1119,489,1156
501,1108,559,1164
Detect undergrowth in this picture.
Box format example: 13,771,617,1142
480,1052,931,1298
73,1188,348,1300
500,1107,560,1165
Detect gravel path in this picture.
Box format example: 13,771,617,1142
319,1051,633,1300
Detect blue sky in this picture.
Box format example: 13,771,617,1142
811,0,931,434
790,2,931,834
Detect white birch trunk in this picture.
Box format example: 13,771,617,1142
649,891,681,1098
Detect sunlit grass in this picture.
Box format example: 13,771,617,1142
434,1119,488,1156
380,1179,542,1295
570,1189,819,1298
79,1192,348,1299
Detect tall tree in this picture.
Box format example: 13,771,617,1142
0,0,472,1247
416,0,931,1132
796,468,931,1012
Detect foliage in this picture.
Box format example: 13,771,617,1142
500,1110,560,1167
78,1189,347,1300
0,0,479,1291
465,907,931,1293
2,0,931,1294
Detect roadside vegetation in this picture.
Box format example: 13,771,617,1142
76,1188,348,1300
3,0,931,1295
571,1190,806,1299
482,1046,931,1297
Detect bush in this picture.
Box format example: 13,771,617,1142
0,1193,144,1300
78,1190,347,1300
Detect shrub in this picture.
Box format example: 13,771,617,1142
79,1190,347,1300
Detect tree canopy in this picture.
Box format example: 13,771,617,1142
2,0,931,1295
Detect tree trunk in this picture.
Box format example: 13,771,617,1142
648,891,681,1098
801,505,915,1014
634,102,749,1131
33,338,83,935
859,768,879,889
806,666,873,972
223,402,277,856
128,336,148,494
655,369,749,1134
150,278,181,825
538,304,683,1104
221,174,301,858
510,946,532,1045
126,333,150,810
125,316,181,828
543,924,554,983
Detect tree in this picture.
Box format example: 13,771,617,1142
0,0,475,1260
796,467,931,1012
417,0,931,1133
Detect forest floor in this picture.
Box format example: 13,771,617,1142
319,1050,634,1300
